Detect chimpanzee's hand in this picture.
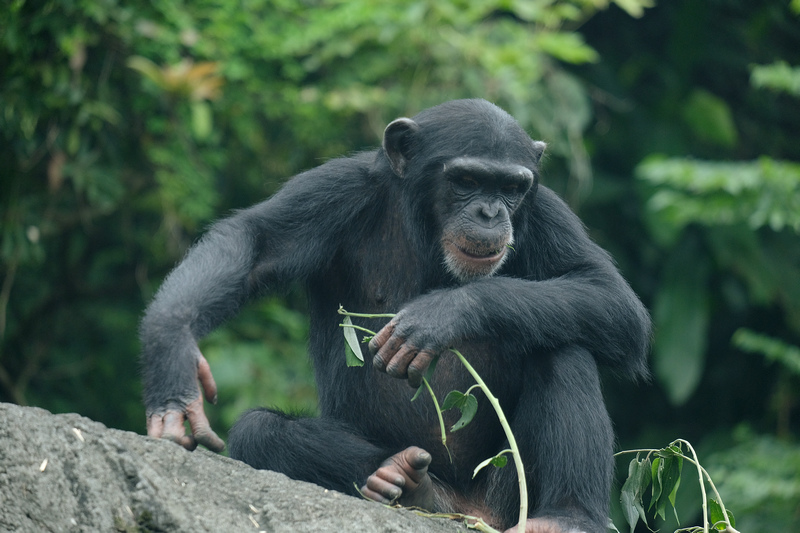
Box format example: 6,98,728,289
145,353,226,452
369,290,465,388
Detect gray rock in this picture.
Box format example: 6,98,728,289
0,403,466,532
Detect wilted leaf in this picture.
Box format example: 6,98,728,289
620,456,651,533
649,456,662,511
651,453,683,522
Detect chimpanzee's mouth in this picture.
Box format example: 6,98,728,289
453,244,506,263
442,238,512,281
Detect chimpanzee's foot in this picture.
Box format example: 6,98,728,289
361,446,434,510
503,517,590,533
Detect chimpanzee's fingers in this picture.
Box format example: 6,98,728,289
360,485,397,505
369,320,396,356
362,474,402,504
407,351,435,389
185,396,225,453
146,413,165,438
196,353,218,404
373,331,407,372
161,410,197,451
384,344,418,379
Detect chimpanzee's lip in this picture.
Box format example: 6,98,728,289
453,244,506,263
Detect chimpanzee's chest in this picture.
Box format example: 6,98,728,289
346,232,443,311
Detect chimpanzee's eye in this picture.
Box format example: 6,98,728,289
453,175,479,190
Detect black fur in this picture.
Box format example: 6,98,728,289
140,99,650,532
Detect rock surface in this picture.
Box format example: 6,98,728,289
0,403,466,532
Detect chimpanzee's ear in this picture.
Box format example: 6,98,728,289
531,140,547,165
383,118,419,178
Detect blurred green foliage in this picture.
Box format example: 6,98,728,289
706,427,800,533
1,0,799,530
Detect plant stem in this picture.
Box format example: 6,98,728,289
337,307,396,319
411,511,502,533
614,448,657,457
339,323,377,336
674,440,739,533
422,376,449,455
451,349,528,533
676,440,709,533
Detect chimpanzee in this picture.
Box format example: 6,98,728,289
140,99,650,533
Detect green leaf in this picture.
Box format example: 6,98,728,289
613,0,654,18
751,61,800,97
441,390,465,410
127,56,165,86
441,390,479,432
472,451,509,478
681,89,738,147
534,31,599,64
708,498,735,530
637,157,800,233
342,316,364,367
651,238,711,405
411,355,440,402
732,328,800,376
410,382,424,401
191,100,213,141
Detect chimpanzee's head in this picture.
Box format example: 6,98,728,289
382,99,546,282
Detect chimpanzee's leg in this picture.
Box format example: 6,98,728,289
484,345,614,533
228,408,393,495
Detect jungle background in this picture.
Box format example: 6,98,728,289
2,0,799,531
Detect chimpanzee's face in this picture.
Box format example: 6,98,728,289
436,157,534,282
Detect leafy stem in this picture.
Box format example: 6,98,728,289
615,439,739,533
338,307,452,457
337,307,527,533
450,348,528,533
